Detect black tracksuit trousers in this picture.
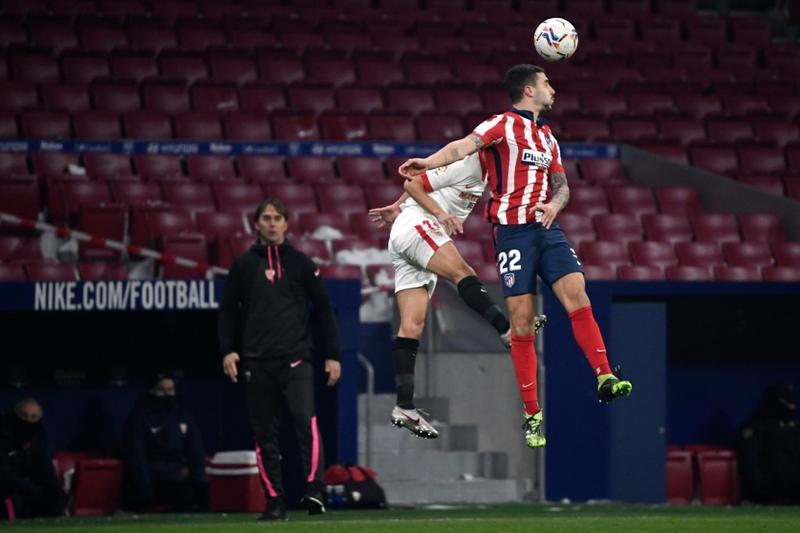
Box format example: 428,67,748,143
243,357,324,501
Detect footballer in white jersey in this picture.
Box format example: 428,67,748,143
389,153,486,295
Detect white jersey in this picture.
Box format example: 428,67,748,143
398,153,486,222
389,153,487,296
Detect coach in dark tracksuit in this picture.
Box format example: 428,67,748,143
218,197,341,521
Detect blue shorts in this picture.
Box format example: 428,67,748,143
492,222,583,297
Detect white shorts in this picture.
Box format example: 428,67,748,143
388,209,452,297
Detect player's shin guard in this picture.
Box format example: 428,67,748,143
393,336,419,409
568,305,612,376
510,335,540,415
457,275,510,334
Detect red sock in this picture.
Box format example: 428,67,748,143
569,305,612,376
510,335,540,415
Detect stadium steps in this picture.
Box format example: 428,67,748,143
358,393,527,504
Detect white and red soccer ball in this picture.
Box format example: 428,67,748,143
534,18,579,62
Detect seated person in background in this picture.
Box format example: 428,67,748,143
0,398,63,518
122,374,208,511
737,383,800,504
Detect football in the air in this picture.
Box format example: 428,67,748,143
534,18,579,62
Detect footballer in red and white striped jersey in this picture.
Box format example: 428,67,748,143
472,109,564,225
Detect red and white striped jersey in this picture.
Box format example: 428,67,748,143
472,109,564,225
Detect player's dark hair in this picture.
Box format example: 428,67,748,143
503,64,545,104
254,197,289,222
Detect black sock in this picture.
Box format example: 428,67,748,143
393,336,419,409
457,275,510,334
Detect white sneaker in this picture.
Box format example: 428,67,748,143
390,406,439,439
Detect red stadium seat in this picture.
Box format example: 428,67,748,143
78,204,126,261
564,187,609,217
237,156,286,183
132,154,183,180
355,57,404,86
738,213,785,242
0,153,29,175
0,264,28,281
239,84,287,113
676,242,725,267
435,87,484,115
690,145,738,176
83,154,130,178
31,153,79,177
185,155,236,181
665,265,713,281
0,236,40,263
416,114,465,142
655,186,703,216
29,21,78,54
722,242,774,268
338,157,386,183
629,241,678,269
196,210,248,247
174,112,223,140
753,119,799,150
692,214,740,243
580,241,630,269
593,214,643,244
0,112,18,139
70,459,123,516
299,212,351,236
293,238,332,264
262,184,318,216
191,83,240,112
579,159,627,185
158,52,209,85
124,111,174,139
675,94,722,120
706,118,753,144
177,25,226,51
223,112,272,140
21,111,71,139
25,261,78,281
128,26,178,53
736,146,786,175
161,182,215,214
582,264,617,280
403,57,453,85
364,184,404,209
287,85,336,116
561,118,610,143
336,86,384,114
110,54,159,84
142,83,191,114
628,93,675,116
142,209,196,248
10,52,59,84
320,113,368,141
722,95,769,117
582,93,628,119
211,182,261,214
350,213,391,244
607,186,658,217
92,83,141,113
0,176,41,219
696,450,741,506
388,87,435,117
368,114,416,142
0,81,41,112
286,156,335,182
713,266,762,281
762,266,800,281
617,265,665,280
666,450,694,505
78,262,129,281
657,117,706,147
306,57,356,88
772,242,800,267
271,113,321,141
557,213,596,248
61,54,110,84
79,26,128,53
111,181,162,205
316,184,367,216
54,181,112,223
642,214,694,244
161,233,209,279
73,112,122,140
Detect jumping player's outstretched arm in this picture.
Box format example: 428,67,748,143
403,175,462,236
398,134,485,179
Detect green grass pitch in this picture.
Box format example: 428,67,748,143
5,504,800,533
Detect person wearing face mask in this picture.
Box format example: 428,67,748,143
121,374,208,511
737,383,800,504
0,398,63,518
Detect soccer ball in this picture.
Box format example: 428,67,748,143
534,18,579,62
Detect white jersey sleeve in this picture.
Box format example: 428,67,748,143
400,153,486,221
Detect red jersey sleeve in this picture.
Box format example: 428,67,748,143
471,113,506,146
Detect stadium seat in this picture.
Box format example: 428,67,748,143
771,242,800,267
319,113,368,141
355,57,405,86
722,242,774,268
0,176,41,220
287,85,336,116
78,262,129,281
579,159,627,186
83,154,131,179
338,157,386,183
61,54,111,84
211,182,261,214
593,214,643,244
642,214,694,245
416,114,465,142
713,266,762,281
723,95,769,117
79,25,128,53
161,182,215,214
692,214,741,243
10,52,59,84
675,242,726,268
435,87,484,115
582,93,628,119
581,264,617,280
24,261,78,281
676,94,722,120
617,265,665,280
556,213,595,248
0,81,40,113
209,56,258,86
142,83,191,114
140,209,196,248
222,112,271,140
737,146,786,175
696,450,741,506
158,52,209,85
28,21,78,54
610,117,659,144
316,184,367,216
161,233,209,279
110,54,159,84
111,181,163,205
174,112,223,141
706,118,753,144
124,111,173,139
762,266,800,281
262,184,318,216
561,117,610,142
657,118,706,147
350,213,391,244
665,265,714,281
191,83,240,112
579,241,630,269
286,156,335,183
271,112,321,141
299,212,351,237
132,154,183,180
237,156,286,183
57,181,113,223
73,112,122,140
564,187,609,217
628,93,675,116
128,26,178,53
70,459,123,516
0,112,17,139
336,86,384,114
92,83,141,113
666,450,694,505
607,186,658,217
185,155,236,182
655,187,703,216
690,145,738,176
367,114,417,142
31,153,79,177
21,111,71,139
196,211,248,260
40,83,91,113
306,57,356,88
629,241,678,269
293,238,332,264
387,87,435,117
78,203,127,261
0,264,28,281
364,184,405,210
738,213,785,243
0,236,40,263
239,84,287,113
753,119,798,150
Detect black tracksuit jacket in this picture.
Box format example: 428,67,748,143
218,241,340,362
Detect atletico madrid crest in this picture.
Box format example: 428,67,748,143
504,272,516,288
